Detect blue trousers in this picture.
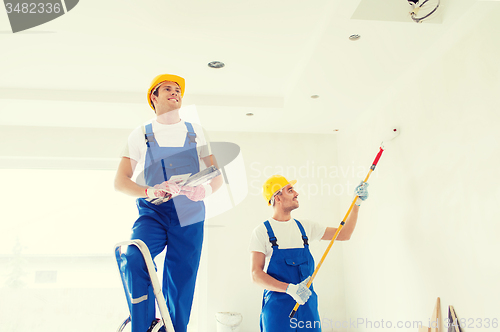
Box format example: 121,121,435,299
123,199,204,332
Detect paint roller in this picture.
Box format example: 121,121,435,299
288,127,400,319
381,126,400,149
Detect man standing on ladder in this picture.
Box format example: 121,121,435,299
115,74,223,332
250,175,368,331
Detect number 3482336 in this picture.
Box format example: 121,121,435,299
445,318,498,329
5,3,62,14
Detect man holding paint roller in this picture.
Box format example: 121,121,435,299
115,74,223,332
250,175,368,331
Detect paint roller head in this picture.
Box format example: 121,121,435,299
381,126,400,149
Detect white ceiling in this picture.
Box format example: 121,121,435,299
0,0,493,133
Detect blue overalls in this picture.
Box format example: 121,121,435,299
122,122,205,332
260,220,321,332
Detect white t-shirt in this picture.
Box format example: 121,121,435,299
249,218,327,264
122,119,211,179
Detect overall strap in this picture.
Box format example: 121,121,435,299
144,123,156,163
184,122,197,147
144,123,156,146
264,221,278,248
294,219,309,247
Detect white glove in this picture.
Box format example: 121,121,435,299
179,184,212,202
286,276,312,305
354,181,369,206
145,179,183,200
145,187,171,199
155,179,182,195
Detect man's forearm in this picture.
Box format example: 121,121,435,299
209,174,223,193
338,205,359,240
252,269,289,293
115,175,148,198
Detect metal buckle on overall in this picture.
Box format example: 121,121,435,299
187,132,197,144
145,133,156,147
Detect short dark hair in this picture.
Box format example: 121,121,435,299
271,191,282,207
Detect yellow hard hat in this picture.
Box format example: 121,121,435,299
262,175,297,206
147,74,186,110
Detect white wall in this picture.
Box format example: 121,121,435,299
0,256,129,332
336,6,500,331
202,131,348,332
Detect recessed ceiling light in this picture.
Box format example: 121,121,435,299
349,34,361,41
311,95,320,99
208,61,225,68
246,112,254,116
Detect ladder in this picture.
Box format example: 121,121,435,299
114,240,175,332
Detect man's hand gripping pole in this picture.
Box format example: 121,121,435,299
289,147,384,319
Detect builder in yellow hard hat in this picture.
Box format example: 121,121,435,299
115,74,223,332
250,175,369,331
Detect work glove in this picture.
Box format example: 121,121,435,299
354,181,369,206
286,276,312,305
145,187,171,199
180,184,212,202
155,179,181,195
145,179,181,199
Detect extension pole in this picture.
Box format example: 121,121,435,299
289,147,385,319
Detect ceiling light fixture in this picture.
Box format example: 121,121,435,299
208,61,225,68
311,95,320,99
349,34,361,41
246,112,254,116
